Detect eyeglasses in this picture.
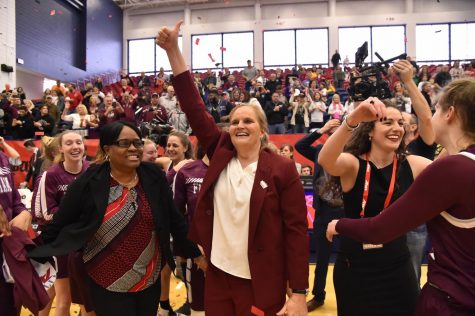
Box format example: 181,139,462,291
111,139,144,148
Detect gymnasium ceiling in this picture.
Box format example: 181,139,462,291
113,0,341,11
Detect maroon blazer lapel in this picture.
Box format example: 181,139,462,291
248,150,272,246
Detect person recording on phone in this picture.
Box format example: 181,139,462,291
99,94,125,128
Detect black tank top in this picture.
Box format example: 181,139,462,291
340,155,414,262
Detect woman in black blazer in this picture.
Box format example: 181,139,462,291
29,121,202,316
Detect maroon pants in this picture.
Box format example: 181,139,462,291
204,264,282,316
415,283,474,316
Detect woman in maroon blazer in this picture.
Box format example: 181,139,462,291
156,21,309,316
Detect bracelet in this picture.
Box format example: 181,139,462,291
343,116,359,131
291,289,309,296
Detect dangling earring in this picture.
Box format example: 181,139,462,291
369,135,372,141
105,154,109,161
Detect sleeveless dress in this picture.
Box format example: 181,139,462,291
334,156,419,316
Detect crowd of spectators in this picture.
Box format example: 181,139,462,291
1,59,475,142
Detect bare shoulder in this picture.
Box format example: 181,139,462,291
406,154,432,179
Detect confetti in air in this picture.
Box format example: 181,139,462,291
208,53,215,62
220,47,227,51
195,38,200,45
50,9,56,16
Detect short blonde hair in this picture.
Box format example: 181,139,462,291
229,103,269,149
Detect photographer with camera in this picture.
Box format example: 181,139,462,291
139,93,171,147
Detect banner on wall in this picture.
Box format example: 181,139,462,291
6,134,323,228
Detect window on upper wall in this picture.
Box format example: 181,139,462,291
372,26,406,62
191,32,254,71
156,36,182,73
222,32,254,69
338,27,371,65
264,30,296,68
416,24,449,63
192,34,222,71
296,29,329,66
338,25,406,65
128,36,182,75
128,39,155,74
451,22,475,61
264,28,329,69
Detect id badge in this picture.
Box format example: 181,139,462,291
362,243,383,250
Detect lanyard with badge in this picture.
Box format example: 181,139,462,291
360,153,397,250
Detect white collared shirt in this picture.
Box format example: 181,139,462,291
211,157,257,279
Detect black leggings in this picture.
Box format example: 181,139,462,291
89,278,161,316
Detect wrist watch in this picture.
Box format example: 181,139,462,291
292,289,309,296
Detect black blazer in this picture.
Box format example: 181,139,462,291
28,161,201,270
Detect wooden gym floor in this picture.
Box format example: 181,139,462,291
21,264,428,315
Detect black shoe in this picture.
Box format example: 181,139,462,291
175,301,191,315
307,297,324,312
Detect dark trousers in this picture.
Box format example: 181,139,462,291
245,81,252,91
88,277,161,316
312,206,343,301
0,278,17,316
0,247,17,316
204,263,282,316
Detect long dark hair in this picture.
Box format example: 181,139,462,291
318,102,407,203
315,173,343,208
344,102,407,163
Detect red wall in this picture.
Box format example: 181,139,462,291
6,134,322,187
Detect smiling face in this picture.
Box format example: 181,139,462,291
229,106,264,151
106,126,143,171
142,142,158,162
369,107,405,152
59,132,85,164
166,135,187,165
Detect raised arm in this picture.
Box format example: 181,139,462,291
295,119,339,161
0,137,20,159
156,21,187,77
393,60,435,145
318,98,386,178
328,154,473,243
157,21,221,156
